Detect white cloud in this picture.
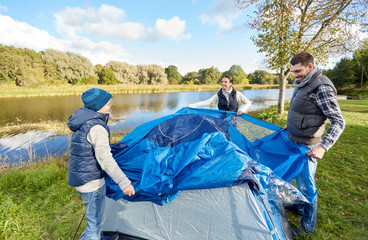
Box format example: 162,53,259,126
0,14,60,51
97,4,126,22
84,21,145,41
54,4,190,42
199,0,242,32
0,3,191,67
54,4,128,39
0,4,8,12
147,17,191,41
0,14,131,65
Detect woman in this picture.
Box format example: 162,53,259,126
186,75,251,115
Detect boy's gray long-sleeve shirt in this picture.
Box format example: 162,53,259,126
75,125,131,193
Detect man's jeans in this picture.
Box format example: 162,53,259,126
295,144,318,233
77,185,106,240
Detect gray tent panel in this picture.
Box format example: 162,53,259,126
103,183,274,240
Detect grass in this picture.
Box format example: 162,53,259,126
0,83,284,98
254,100,368,240
0,156,84,239
0,99,367,239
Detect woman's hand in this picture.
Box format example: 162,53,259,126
123,184,135,196
237,110,244,115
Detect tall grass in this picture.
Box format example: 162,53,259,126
0,155,84,239
0,84,282,98
0,120,71,137
0,99,367,239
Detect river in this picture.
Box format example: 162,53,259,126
0,88,293,164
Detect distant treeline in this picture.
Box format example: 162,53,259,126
0,45,168,87
0,44,292,87
324,39,368,90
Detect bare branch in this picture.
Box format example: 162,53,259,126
308,0,353,46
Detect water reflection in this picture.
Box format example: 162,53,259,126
0,89,293,126
0,131,70,164
0,88,293,164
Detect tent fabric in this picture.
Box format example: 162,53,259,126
105,108,316,239
104,184,276,240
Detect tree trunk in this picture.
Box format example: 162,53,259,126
278,68,287,114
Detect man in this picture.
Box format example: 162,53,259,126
284,52,345,235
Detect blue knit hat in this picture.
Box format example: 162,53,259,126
82,88,112,111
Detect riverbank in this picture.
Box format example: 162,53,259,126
0,99,367,239
0,84,285,98
0,120,71,137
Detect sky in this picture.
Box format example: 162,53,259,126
0,0,269,75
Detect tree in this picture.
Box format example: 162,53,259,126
353,38,368,87
198,67,222,84
44,61,61,85
324,58,357,89
99,68,118,85
94,64,104,80
137,64,168,85
105,61,139,84
237,0,368,113
0,45,46,86
181,71,200,84
0,45,26,85
248,70,277,84
324,39,368,89
41,49,96,84
165,65,182,84
223,65,249,84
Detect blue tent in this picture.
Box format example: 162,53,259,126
104,108,316,240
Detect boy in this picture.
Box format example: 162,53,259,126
67,88,135,240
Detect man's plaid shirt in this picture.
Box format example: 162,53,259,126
309,84,346,151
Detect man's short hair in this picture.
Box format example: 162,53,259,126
290,52,314,66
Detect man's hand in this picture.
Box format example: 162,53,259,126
123,184,135,196
281,125,287,131
306,145,326,159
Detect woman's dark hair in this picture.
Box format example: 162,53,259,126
290,52,314,67
223,75,233,84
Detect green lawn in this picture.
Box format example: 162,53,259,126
254,100,368,240
0,99,367,239
306,100,368,240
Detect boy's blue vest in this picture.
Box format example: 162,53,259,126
67,108,110,187
217,88,239,112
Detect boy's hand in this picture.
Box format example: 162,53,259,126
123,184,135,196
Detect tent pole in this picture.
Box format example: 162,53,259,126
253,183,282,240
